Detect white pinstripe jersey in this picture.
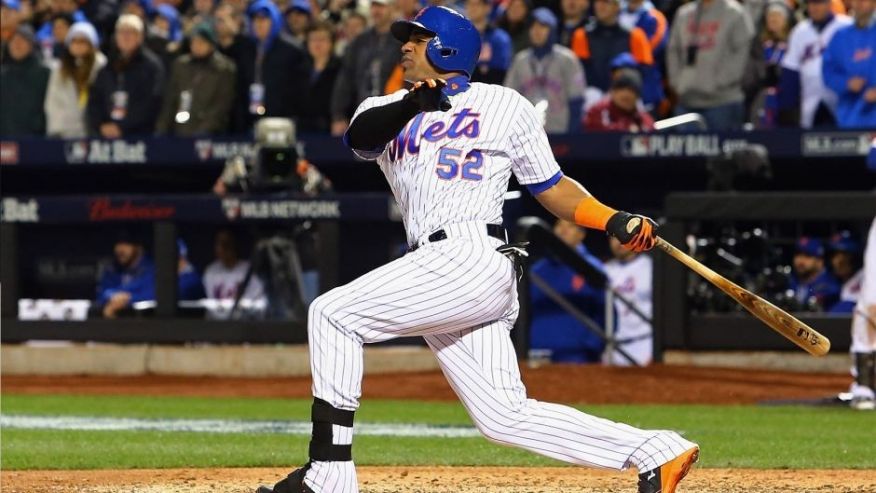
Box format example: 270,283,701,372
351,82,561,245
781,15,851,128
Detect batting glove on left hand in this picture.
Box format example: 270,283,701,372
403,78,452,112
606,212,658,252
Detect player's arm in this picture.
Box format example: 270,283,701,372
344,79,450,151
535,175,658,252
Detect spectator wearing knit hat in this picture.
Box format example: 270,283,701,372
230,0,308,132
584,67,655,131
284,0,312,47
45,22,107,138
156,22,236,136
147,3,184,70
1,25,50,136
185,0,218,34
87,14,165,138
504,8,586,133
1,0,22,48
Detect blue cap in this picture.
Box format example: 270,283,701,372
177,238,189,258
610,52,638,69
795,237,824,257
2,0,21,10
531,7,557,28
286,0,311,15
829,231,860,254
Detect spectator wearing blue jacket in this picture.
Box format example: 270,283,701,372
98,234,205,318
177,239,206,301
97,232,156,318
618,0,667,56
530,220,609,363
466,0,513,85
790,237,842,311
828,231,863,314
822,0,876,128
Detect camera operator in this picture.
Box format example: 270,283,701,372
212,117,331,319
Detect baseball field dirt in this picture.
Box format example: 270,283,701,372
4,467,875,493
5,364,867,492
0,363,851,404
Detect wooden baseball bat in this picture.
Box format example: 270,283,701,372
655,237,831,356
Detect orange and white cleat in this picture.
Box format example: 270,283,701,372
637,446,699,493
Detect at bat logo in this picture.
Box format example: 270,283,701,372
388,108,481,161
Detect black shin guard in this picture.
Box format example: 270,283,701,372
309,398,355,461
855,352,876,392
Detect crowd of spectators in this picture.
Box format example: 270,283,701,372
1,0,874,139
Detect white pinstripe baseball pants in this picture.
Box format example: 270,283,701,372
304,222,696,492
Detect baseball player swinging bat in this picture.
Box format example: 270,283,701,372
655,235,831,356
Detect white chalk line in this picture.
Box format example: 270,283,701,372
0,414,481,438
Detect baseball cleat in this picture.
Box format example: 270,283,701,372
851,396,875,411
637,446,699,493
256,463,315,493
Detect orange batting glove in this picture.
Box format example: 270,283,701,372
606,212,658,252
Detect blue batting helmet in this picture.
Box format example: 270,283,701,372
391,6,481,78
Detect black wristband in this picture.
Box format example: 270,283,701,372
606,211,636,244
345,99,420,151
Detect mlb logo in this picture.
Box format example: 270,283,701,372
64,140,88,163
0,141,19,164
195,140,213,161
222,198,241,220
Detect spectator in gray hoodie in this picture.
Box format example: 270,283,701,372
667,0,755,130
504,8,586,133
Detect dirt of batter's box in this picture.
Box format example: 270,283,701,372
3,467,874,493
0,364,852,404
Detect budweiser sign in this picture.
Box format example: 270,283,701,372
89,198,176,221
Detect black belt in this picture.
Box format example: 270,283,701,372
410,224,507,252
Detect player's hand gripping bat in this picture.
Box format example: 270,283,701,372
656,237,831,356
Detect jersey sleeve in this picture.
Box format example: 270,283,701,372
781,26,803,72
345,90,408,161
507,93,562,185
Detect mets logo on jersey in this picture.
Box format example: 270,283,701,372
853,48,872,62
801,43,822,64
388,108,481,161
